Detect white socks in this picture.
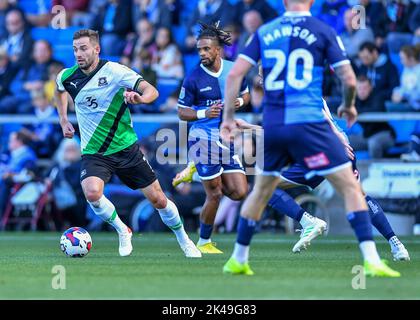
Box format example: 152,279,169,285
359,241,381,265
197,237,211,246
232,243,249,264
157,199,189,245
88,195,127,234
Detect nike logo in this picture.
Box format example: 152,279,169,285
70,81,78,88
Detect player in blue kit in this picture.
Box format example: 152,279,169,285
233,100,410,261
220,0,401,277
177,22,251,254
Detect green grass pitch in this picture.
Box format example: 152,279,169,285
0,232,419,299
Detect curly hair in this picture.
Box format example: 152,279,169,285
196,21,232,46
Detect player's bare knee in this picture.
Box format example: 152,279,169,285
229,187,247,200
149,193,167,209
85,189,103,203
206,189,223,202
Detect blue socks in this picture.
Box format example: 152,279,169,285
365,195,395,241
268,189,305,222
236,216,257,246
347,211,373,243
199,223,213,240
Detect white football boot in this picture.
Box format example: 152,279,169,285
119,227,133,257
389,236,410,261
180,239,202,258
292,217,327,253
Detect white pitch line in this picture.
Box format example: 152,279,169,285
1,235,420,245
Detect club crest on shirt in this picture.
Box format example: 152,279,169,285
98,77,108,87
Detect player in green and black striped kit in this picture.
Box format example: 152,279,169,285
55,29,201,258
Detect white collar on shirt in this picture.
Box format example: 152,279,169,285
283,11,312,17
200,58,224,78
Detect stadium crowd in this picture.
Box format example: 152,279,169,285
0,0,419,233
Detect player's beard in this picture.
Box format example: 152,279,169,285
202,56,215,68
78,55,95,70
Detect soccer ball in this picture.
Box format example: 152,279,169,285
60,227,92,257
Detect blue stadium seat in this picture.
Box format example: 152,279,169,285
56,27,80,44
101,55,120,62
133,123,161,141
171,25,187,47
389,53,403,76
267,0,285,14
53,45,74,67
183,54,200,75
389,120,417,144
355,150,370,160
155,79,181,107
31,27,56,43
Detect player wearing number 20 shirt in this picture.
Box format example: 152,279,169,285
240,11,351,178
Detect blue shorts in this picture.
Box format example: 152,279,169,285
281,158,359,189
188,138,245,180
259,121,351,178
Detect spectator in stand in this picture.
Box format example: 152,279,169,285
348,75,396,159
0,40,60,114
132,49,157,86
22,0,51,27
322,66,342,113
223,24,240,61
387,45,420,111
184,0,235,52
52,0,90,27
340,8,374,60
152,26,183,79
20,89,62,159
0,9,33,69
0,131,37,216
0,47,15,100
0,0,17,40
401,127,420,162
91,0,133,56
386,0,419,54
354,42,399,102
129,49,158,113
121,17,157,68
317,0,348,35
358,0,389,50
237,10,263,90
132,0,180,29
49,138,87,229
233,0,277,26
237,10,263,54
44,61,64,106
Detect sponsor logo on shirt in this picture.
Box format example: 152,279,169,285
199,86,212,92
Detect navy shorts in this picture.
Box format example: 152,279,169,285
188,138,245,180
259,122,351,179
281,158,359,189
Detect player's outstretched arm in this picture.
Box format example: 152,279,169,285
55,89,75,139
334,64,357,128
